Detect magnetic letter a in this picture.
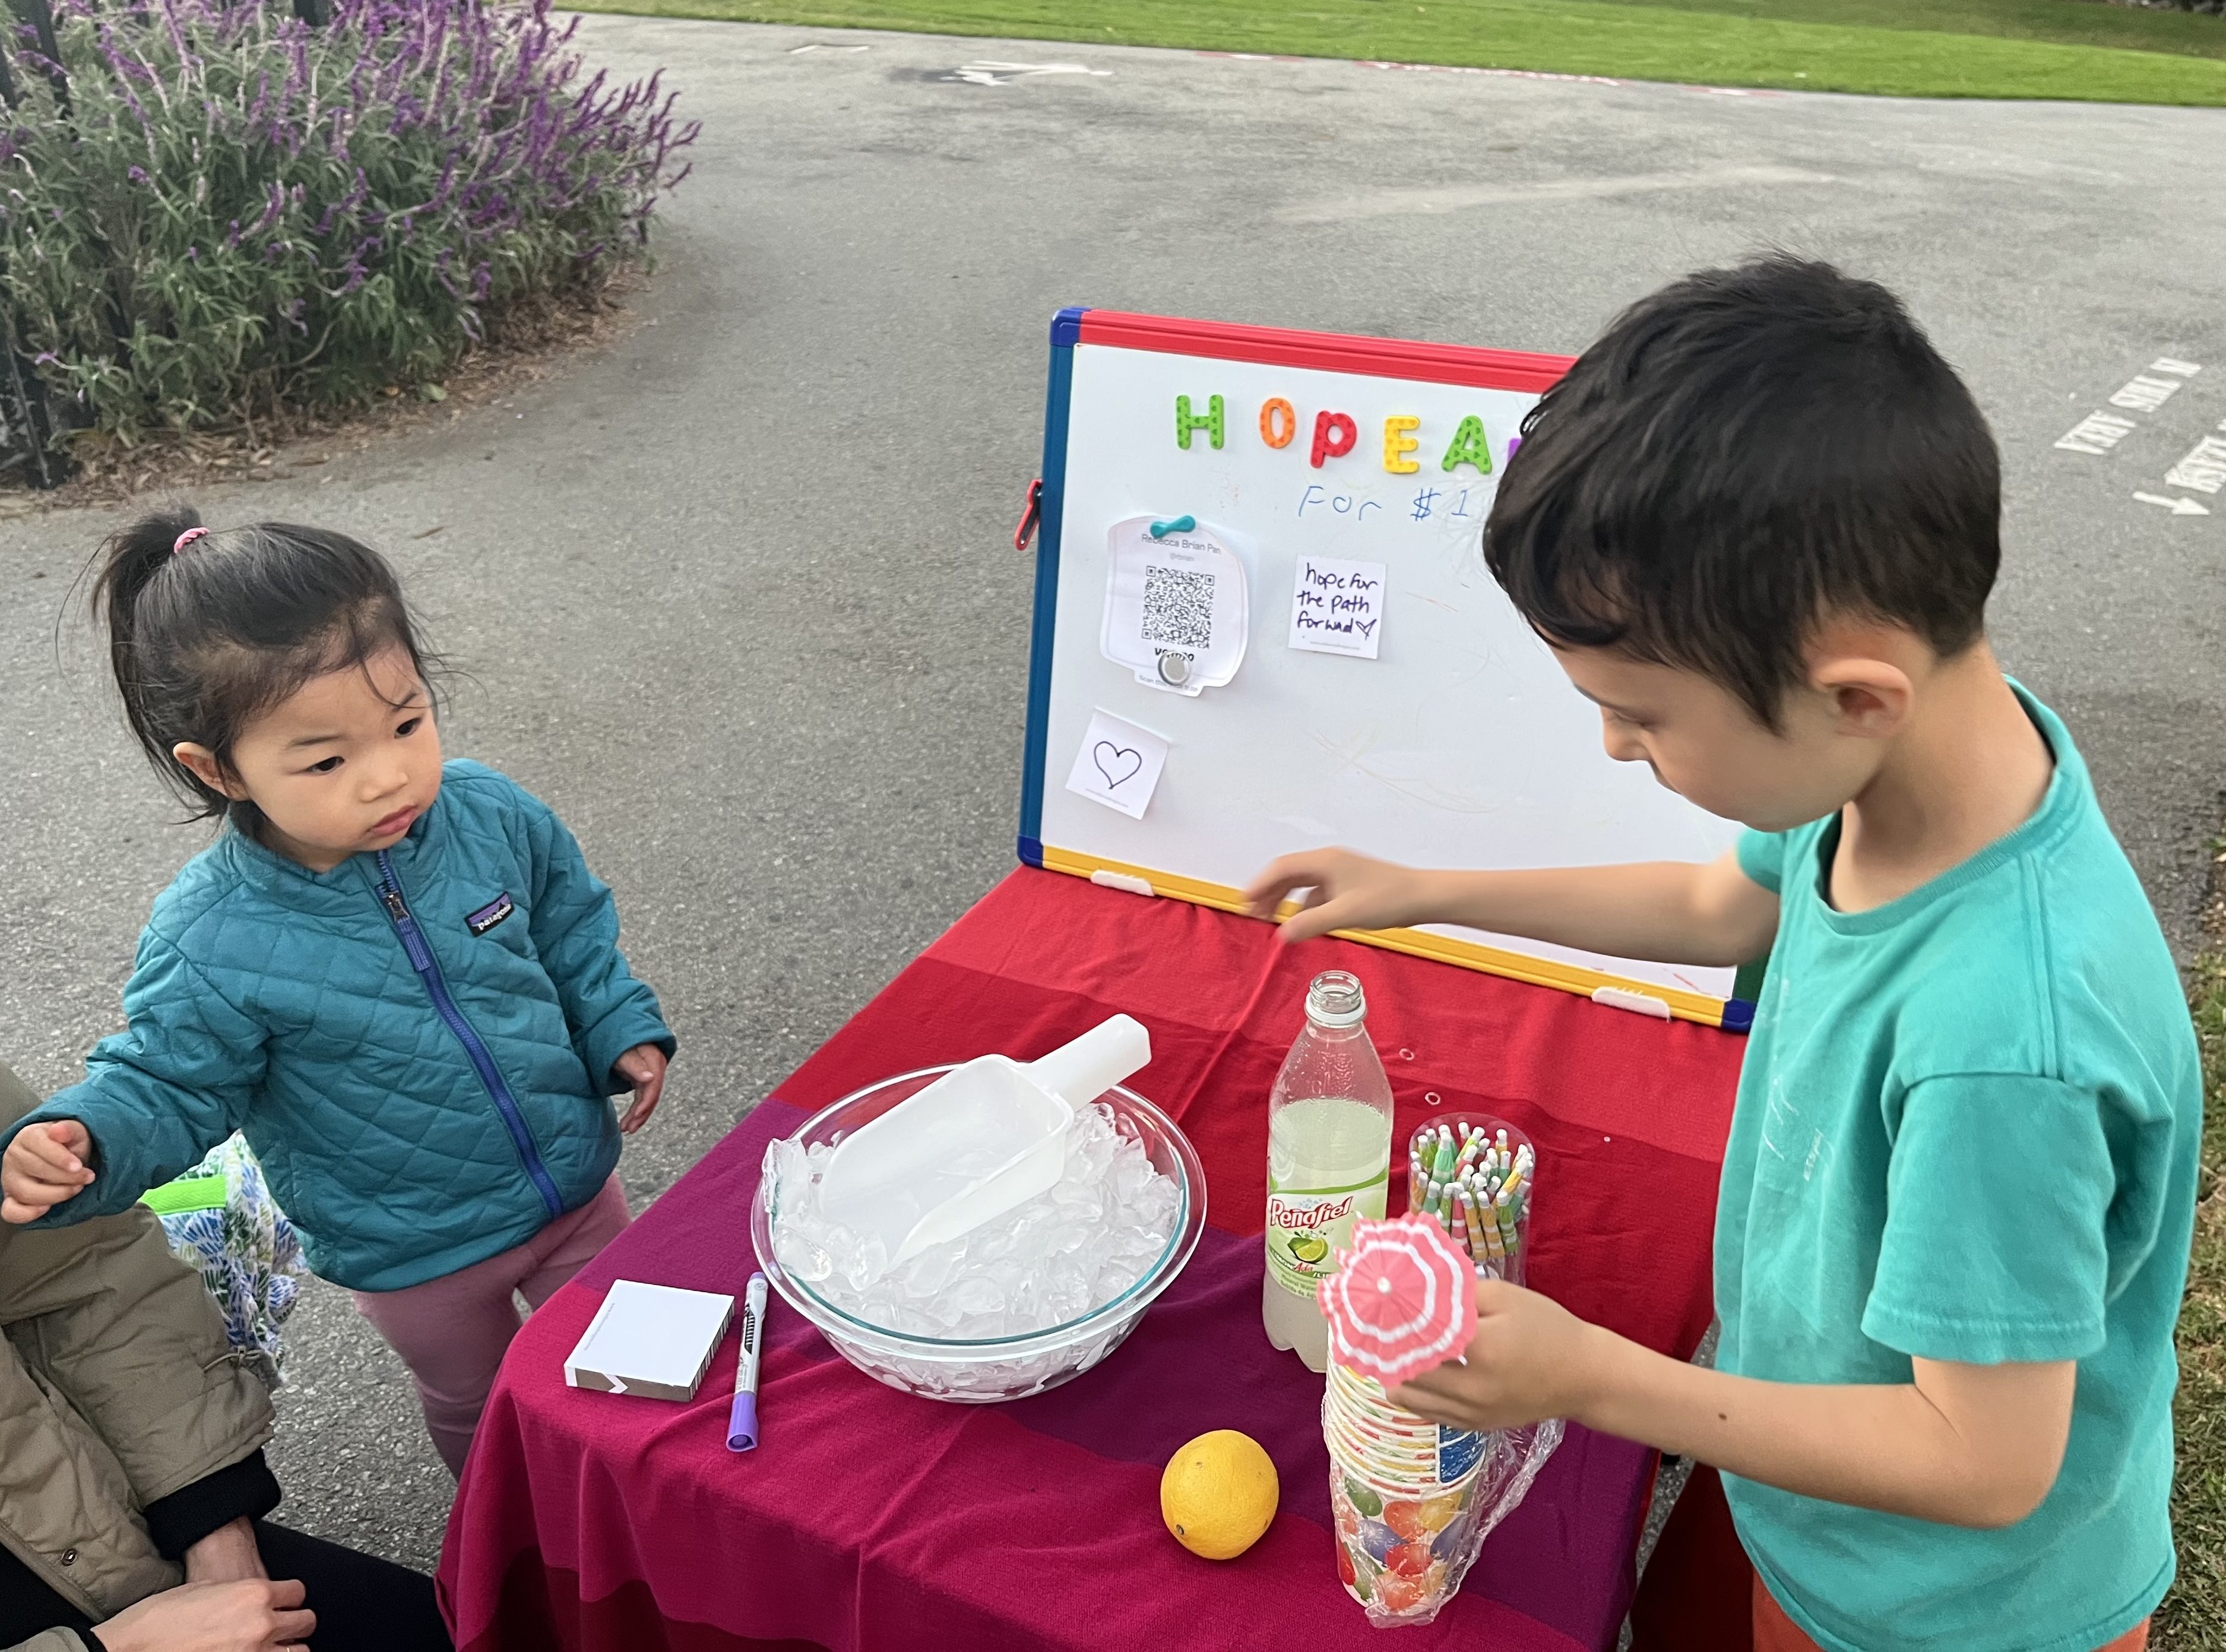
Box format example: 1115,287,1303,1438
1176,394,1226,451
1441,415,1493,474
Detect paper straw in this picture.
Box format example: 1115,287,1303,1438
1459,1189,1486,1257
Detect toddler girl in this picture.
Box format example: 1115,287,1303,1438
0,508,675,1476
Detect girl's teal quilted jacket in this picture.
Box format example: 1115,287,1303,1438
2,761,673,1292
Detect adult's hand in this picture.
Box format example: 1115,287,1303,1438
1,1119,96,1224
182,1517,268,1584
90,1578,312,1652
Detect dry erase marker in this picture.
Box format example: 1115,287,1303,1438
727,1273,768,1452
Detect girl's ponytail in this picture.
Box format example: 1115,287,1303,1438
93,506,205,789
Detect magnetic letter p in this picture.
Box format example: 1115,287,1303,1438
1310,411,1358,469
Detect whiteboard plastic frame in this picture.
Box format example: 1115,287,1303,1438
1017,308,1752,1033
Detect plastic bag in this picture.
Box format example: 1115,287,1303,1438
143,1136,307,1390
1328,1414,1564,1628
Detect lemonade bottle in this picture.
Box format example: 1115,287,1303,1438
1262,970,1394,1372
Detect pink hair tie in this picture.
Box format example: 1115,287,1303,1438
172,527,209,555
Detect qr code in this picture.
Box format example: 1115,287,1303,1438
1142,565,1215,649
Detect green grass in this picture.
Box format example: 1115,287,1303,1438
577,0,2226,105
2164,930,2226,1648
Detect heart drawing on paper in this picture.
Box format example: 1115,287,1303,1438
1093,740,1144,790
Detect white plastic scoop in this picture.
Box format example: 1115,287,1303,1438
815,1015,1152,1280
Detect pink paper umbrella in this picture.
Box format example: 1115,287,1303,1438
1316,1216,1479,1387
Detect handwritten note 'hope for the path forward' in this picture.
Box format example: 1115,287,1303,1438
1288,555,1387,661
1065,708,1171,821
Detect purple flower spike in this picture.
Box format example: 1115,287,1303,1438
10,0,696,441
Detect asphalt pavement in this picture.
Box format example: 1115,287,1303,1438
1,18,2221,1577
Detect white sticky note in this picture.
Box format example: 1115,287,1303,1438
1288,556,1387,660
563,1280,734,1402
1065,710,1169,821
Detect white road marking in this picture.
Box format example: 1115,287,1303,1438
2134,492,2211,516
1281,164,1836,223
2110,374,2187,413
2165,431,2226,496
944,61,1113,86
2152,359,2203,378
1352,56,1627,88
2055,411,2136,454
1344,54,1777,97
789,43,870,53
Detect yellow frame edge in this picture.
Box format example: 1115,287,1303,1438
1038,846,1728,1029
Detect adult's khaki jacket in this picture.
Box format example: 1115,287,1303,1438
0,1064,274,1652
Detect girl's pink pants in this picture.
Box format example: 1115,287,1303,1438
352,1175,631,1474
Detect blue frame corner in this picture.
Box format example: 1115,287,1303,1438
1016,309,1085,862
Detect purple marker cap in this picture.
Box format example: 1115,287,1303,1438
727,1272,768,1454
726,1392,759,1452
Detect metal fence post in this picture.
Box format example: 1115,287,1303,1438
0,334,65,490
0,0,69,489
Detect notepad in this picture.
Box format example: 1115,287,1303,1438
564,1280,734,1401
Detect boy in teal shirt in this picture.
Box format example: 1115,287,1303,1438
1248,257,2198,1651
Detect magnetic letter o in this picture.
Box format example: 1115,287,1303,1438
1260,397,1297,450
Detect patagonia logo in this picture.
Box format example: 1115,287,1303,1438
466,894,515,936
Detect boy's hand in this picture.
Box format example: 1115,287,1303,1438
613,1045,667,1135
2,1119,97,1224
1243,849,1429,944
1389,1279,1601,1432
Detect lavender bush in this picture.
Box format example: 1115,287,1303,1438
0,0,696,444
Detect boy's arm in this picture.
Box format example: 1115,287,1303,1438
1244,847,1779,968
516,789,675,1095
1394,1284,2074,1528
0,934,262,1226
1401,1069,2119,1528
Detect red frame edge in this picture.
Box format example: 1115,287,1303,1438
1073,309,1576,394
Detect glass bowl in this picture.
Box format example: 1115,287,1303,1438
751,1065,1208,1403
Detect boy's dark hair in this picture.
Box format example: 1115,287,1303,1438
91,507,439,824
1483,255,2000,728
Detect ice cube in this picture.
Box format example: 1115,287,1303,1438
770,1098,1179,1343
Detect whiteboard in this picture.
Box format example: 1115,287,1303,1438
1018,310,1743,1020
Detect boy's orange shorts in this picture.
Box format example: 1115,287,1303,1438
1755,1579,2148,1652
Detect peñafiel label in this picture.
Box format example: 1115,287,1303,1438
1264,1169,1389,1299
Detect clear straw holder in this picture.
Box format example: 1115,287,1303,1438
1402,1113,1534,1287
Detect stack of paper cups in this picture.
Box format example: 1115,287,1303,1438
1322,1359,1497,1626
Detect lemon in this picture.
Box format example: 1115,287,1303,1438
1160,1431,1280,1560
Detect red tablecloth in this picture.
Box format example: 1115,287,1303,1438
439,869,1743,1652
